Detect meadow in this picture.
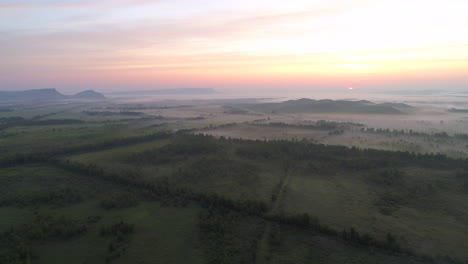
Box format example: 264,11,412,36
1,98,467,264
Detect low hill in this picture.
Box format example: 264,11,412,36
73,90,106,100
0,88,64,101
243,98,412,114
448,108,468,113
0,88,106,101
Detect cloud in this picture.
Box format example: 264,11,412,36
0,0,158,10
0,7,328,49
1,0,467,91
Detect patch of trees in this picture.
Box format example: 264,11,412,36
100,193,138,210
198,206,265,264
100,221,134,263
120,163,262,214
362,127,428,136
341,228,402,252
366,169,405,187
223,106,249,114
362,127,468,142
0,213,87,263
0,131,16,138
174,156,259,186
0,116,84,130
448,108,468,113
361,168,439,215
254,120,364,131
32,111,63,120
252,118,270,123
0,107,13,112
197,193,269,216
0,131,172,168
265,212,337,236
52,160,149,194
233,138,468,170
186,123,238,133
52,157,465,263
185,116,205,120
106,116,165,124
53,159,269,216
40,134,468,263
128,134,222,164
270,168,290,202
328,129,345,135
0,152,51,168
0,187,83,208
264,211,460,262
109,105,193,110
374,191,408,214
20,213,87,240
267,223,284,250
455,170,468,193
82,111,143,116
5,132,461,261
340,227,464,263
454,134,468,140
72,132,172,155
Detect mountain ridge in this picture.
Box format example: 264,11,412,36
242,98,413,114
0,88,106,101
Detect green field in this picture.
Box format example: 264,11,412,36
1,101,467,264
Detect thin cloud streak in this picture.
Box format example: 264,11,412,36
0,0,159,10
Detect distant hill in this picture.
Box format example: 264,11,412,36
0,88,64,101
0,88,106,101
72,90,106,100
108,88,217,96
243,98,412,114
448,108,468,113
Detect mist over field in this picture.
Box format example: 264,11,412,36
1,87,468,264
102,88,468,106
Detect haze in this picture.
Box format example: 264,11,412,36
1,0,468,92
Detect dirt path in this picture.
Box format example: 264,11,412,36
272,170,293,213
255,168,294,264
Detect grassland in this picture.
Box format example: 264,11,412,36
1,99,467,264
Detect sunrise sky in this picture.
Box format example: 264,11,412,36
1,0,468,92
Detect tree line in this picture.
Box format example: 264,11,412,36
0,187,82,208
0,131,172,168
3,132,468,263
254,120,364,130
362,127,468,141
100,221,135,263
0,116,85,130
0,213,88,263
51,157,465,263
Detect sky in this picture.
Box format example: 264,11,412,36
1,0,468,93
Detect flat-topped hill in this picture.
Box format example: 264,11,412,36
0,88,106,101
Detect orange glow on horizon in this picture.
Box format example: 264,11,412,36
1,0,467,91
